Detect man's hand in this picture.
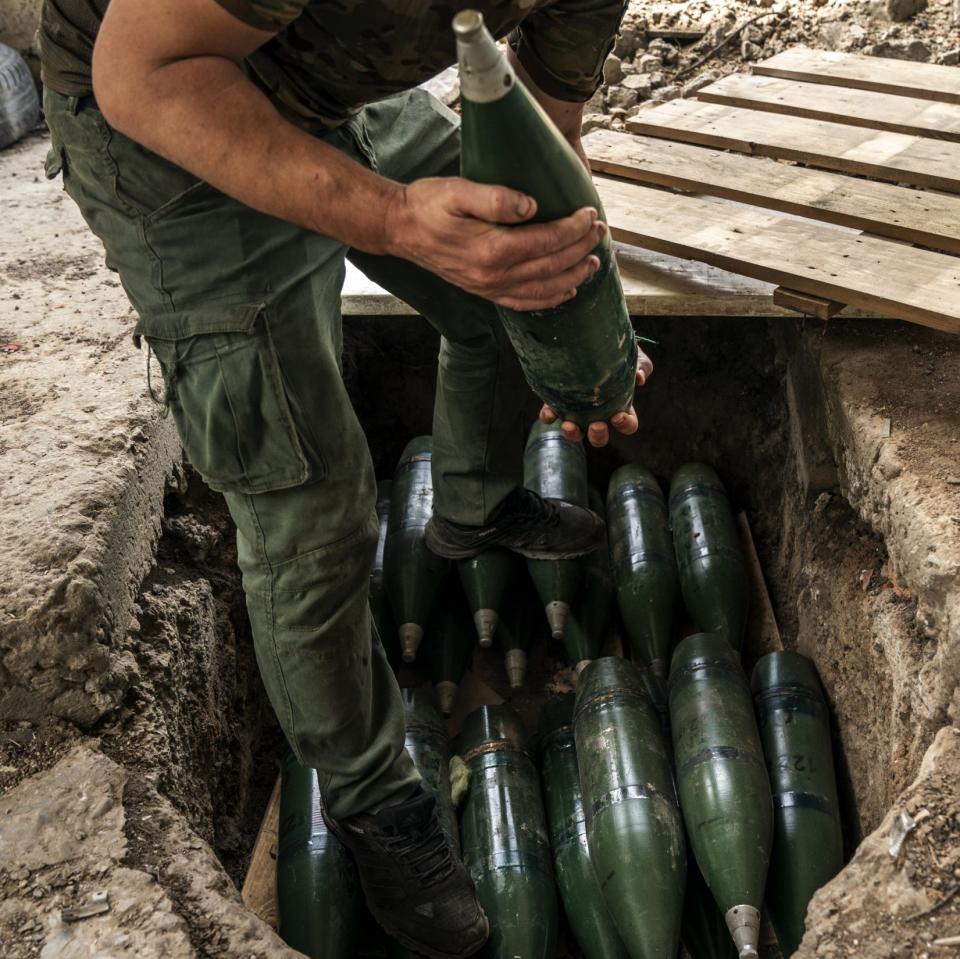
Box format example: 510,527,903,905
385,178,604,311
539,347,655,447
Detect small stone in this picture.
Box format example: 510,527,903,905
605,85,639,110
865,39,932,61
581,113,611,134
683,70,719,98
742,39,763,60
603,54,623,86
869,0,927,22
651,84,681,103
637,53,664,73
939,49,960,66
622,74,654,98
647,38,679,63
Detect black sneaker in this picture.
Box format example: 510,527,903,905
324,791,489,959
425,487,603,560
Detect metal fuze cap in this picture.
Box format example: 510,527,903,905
453,9,515,103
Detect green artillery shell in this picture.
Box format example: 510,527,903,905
752,652,844,957
607,465,678,679
669,464,749,652
682,858,739,959
669,633,773,959
640,663,671,744
564,487,615,673
495,578,541,690
400,687,460,853
459,704,558,959
277,752,362,958
458,548,521,647
423,594,475,717
575,657,686,959
372,479,401,670
384,436,450,662
539,694,630,959
456,12,638,429
523,421,588,641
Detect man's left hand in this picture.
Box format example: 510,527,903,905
538,346,654,447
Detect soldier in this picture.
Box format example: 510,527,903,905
38,0,650,955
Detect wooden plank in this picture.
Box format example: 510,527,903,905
698,73,960,142
647,28,705,41
773,287,843,320
737,512,783,659
584,129,960,254
241,775,281,929
593,175,960,335
754,46,960,106
626,99,960,194
342,245,869,319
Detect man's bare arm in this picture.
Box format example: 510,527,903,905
92,0,604,311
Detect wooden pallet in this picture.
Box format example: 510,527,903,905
585,46,960,334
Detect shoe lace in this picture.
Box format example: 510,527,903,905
380,815,456,888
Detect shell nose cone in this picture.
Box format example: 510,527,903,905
399,623,424,663
505,648,527,690
473,608,498,647
725,905,761,959
452,8,484,38
545,600,570,640
435,680,458,717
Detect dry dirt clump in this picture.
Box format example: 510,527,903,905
798,726,960,959
586,0,959,132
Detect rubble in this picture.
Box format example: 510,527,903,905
591,0,952,120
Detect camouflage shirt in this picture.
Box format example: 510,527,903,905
40,0,625,131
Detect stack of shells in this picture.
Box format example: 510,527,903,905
279,442,845,959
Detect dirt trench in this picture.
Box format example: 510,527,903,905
1,312,959,958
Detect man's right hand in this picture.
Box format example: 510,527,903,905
384,178,604,312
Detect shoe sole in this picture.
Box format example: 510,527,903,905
424,524,601,562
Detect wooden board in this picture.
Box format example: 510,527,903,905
341,245,865,318
626,100,960,194
737,512,783,661
754,46,960,106
593,175,960,335
773,288,843,321
698,73,960,142
241,775,281,929
584,129,960,254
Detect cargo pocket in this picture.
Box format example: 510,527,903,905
136,302,322,494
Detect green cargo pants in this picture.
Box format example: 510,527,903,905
43,86,527,819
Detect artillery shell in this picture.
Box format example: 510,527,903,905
458,549,521,647
575,657,686,959
456,10,638,429
277,752,362,959
459,704,558,959
400,687,459,852
607,465,678,678
669,633,773,959
752,652,844,957
423,591,475,717
669,464,749,652
523,421,588,641
563,487,615,673
539,693,629,959
384,436,450,662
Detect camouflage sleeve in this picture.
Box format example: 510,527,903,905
508,0,627,102
212,0,308,31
